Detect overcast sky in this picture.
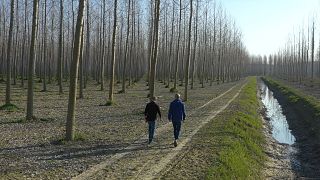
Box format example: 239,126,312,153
220,0,320,56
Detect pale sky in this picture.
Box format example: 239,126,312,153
220,0,320,56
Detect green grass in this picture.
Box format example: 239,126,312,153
0,103,19,112
169,87,178,93
0,118,26,124
1,172,26,179
0,117,54,125
105,100,114,106
99,100,118,107
39,118,55,122
206,77,266,179
262,77,320,118
117,90,125,94
54,133,87,145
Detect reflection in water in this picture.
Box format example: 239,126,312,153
260,82,296,145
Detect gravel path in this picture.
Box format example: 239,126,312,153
0,79,244,179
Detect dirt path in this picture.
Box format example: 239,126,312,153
73,80,247,179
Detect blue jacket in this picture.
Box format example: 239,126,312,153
168,99,186,121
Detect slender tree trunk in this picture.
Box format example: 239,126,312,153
122,0,131,93
5,0,15,105
84,0,90,89
184,0,193,101
210,3,216,85
173,0,182,90
147,1,154,84
100,0,106,91
149,0,160,98
58,0,63,94
21,0,27,87
13,0,19,86
167,3,175,88
49,0,54,84
79,23,85,99
42,0,47,92
0,6,6,82
191,0,198,89
311,21,315,81
201,6,208,88
128,2,135,87
26,0,39,120
108,0,118,102
66,0,86,141
217,15,222,84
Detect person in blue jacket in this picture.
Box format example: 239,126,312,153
168,93,186,147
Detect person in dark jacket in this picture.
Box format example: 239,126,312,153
144,96,161,144
168,93,186,147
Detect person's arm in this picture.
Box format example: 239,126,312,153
144,104,149,121
157,104,162,119
168,103,172,121
182,103,186,121
144,104,148,116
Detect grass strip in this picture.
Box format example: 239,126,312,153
206,77,266,179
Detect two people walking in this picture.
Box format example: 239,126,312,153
144,94,186,147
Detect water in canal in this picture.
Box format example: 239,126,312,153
260,82,296,145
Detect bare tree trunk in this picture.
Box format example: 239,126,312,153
173,0,182,90
210,2,217,85
149,0,160,98
42,0,47,92
311,20,315,81
0,4,6,82
26,0,39,120
84,0,90,89
217,14,222,84
58,0,63,94
13,0,19,86
167,3,175,88
128,2,135,87
21,0,27,87
117,12,124,84
147,1,154,84
108,0,118,103
100,0,106,91
79,22,85,99
201,5,208,88
191,0,198,89
183,0,193,101
49,2,54,84
121,0,131,93
66,0,86,141
5,0,15,105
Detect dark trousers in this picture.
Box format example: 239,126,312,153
172,121,182,140
148,121,156,142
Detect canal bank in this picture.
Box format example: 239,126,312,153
261,77,320,178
